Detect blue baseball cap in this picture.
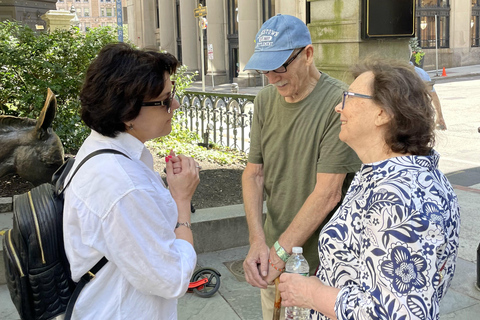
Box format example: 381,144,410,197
244,14,312,71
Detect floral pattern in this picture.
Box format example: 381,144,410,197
313,150,460,320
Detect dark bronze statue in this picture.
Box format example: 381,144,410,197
0,88,64,186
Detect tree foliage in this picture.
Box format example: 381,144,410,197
0,21,123,153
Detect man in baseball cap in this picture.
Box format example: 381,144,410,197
242,14,360,320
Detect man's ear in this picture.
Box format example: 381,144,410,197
305,45,315,66
375,108,391,127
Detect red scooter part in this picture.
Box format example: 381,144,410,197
187,267,221,298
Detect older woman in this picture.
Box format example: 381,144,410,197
63,43,199,319
278,59,460,320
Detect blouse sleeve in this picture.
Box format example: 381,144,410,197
99,187,196,299
333,187,456,320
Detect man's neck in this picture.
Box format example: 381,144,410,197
285,67,321,103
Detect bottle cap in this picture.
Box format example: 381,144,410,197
292,247,302,254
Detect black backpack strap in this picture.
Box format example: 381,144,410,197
58,148,130,195
62,149,129,320
64,257,108,320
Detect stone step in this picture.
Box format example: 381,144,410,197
0,197,13,214
0,211,13,285
0,203,264,285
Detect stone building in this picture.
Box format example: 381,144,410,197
55,0,127,33
96,1,480,85
0,0,57,31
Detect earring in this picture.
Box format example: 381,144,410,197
128,123,133,130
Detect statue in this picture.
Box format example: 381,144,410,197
0,88,65,186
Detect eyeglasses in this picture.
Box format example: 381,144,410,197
141,81,176,113
340,91,373,110
255,47,306,75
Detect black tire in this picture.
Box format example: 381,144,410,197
191,268,221,298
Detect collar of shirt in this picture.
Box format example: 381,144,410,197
359,149,440,184
88,130,154,171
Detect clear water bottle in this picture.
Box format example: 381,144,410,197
285,247,310,320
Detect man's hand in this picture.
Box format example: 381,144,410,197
264,246,286,285
243,241,270,288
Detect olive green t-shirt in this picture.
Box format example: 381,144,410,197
248,72,361,274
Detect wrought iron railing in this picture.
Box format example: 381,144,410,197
176,91,256,153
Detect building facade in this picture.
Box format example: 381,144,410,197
0,0,57,31
55,0,126,33
121,1,480,85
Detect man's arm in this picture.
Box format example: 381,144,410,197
266,172,346,283
242,162,270,288
430,90,447,130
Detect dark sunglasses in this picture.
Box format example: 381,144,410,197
141,81,176,113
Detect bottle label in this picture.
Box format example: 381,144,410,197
285,271,309,277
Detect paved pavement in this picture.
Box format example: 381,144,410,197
1,64,480,320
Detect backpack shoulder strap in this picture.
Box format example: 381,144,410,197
61,149,129,320
64,257,108,320
57,148,130,195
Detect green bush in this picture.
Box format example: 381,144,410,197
0,21,247,165
0,21,122,153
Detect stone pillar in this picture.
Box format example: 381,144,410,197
179,0,199,73
235,0,261,87
127,0,156,49
205,0,227,85
41,10,74,33
158,0,176,55
450,0,471,65
276,0,306,22
309,0,409,84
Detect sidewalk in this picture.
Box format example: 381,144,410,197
1,64,480,320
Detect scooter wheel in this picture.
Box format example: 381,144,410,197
191,268,221,298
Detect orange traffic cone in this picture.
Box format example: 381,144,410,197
442,67,447,77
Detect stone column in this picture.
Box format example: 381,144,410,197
205,0,227,85
276,0,306,22
180,0,199,73
127,0,156,49
158,0,176,55
450,0,471,65
309,0,409,84
235,0,260,87
41,10,74,32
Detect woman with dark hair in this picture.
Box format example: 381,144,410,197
278,59,460,320
63,43,199,319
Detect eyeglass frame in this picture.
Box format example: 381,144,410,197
340,91,373,110
255,47,306,75
141,81,176,113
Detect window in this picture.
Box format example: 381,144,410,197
84,8,89,17
416,0,450,48
106,8,113,17
101,8,104,17
473,0,480,47
227,0,238,35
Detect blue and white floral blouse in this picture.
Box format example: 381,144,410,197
313,150,460,320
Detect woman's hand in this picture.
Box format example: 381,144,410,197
279,274,339,319
278,274,318,309
165,154,200,203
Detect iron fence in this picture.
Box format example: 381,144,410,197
176,91,256,153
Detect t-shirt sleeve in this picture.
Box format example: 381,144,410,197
317,101,361,174
248,95,264,164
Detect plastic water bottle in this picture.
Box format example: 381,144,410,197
285,247,310,320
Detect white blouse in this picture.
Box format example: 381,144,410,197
63,131,196,320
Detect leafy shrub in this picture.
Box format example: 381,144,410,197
0,21,124,153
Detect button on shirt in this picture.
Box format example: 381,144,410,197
63,131,196,320
313,150,460,320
